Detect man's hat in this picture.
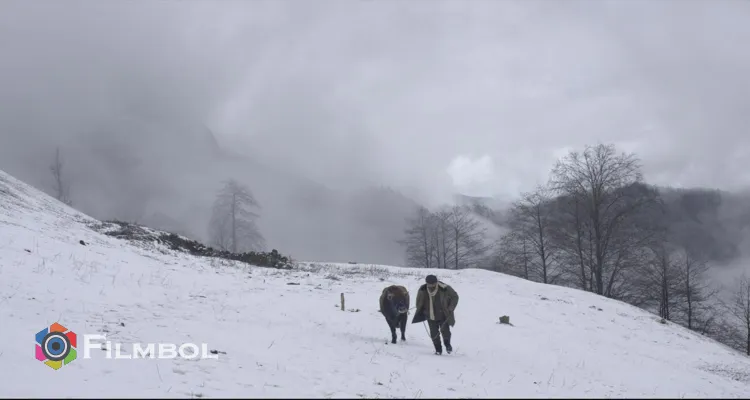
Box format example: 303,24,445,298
426,275,438,284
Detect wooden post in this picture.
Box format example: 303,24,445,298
340,293,345,311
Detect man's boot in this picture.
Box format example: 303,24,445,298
441,322,453,354
433,340,442,355
429,320,442,354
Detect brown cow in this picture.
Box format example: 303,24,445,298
379,285,410,344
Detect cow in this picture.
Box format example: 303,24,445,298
379,285,410,344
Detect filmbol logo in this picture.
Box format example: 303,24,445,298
36,321,219,369
35,322,78,370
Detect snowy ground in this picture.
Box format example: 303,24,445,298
2,169,750,398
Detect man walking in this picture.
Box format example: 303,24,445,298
412,274,459,354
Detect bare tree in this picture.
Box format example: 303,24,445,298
210,210,232,251
429,209,454,269
503,186,560,283
725,273,750,355
399,206,435,268
494,229,532,280
398,204,488,270
49,146,72,206
548,143,661,297
630,242,683,320
445,205,490,269
674,248,717,330
707,316,745,352
208,179,265,253
547,193,595,290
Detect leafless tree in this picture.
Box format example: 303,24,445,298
673,248,717,330
548,143,661,297
445,205,490,269
494,230,532,280
49,146,72,206
429,208,453,269
547,193,595,290
501,186,561,283
708,316,745,352
399,206,436,268
630,242,683,320
208,179,265,253
724,273,750,355
399,204,488,269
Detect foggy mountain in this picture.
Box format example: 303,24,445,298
2,123,423,265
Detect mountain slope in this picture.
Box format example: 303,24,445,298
1,169,749,398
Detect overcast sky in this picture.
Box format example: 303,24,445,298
2,0,750,206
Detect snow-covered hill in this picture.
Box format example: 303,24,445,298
1,168,750,398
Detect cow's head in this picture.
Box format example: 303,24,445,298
386,290,408,315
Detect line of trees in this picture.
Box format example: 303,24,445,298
399,143,750,356
398,204,491,270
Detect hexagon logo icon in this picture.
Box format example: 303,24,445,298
35,322,77,370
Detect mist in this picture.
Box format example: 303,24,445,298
2,0,750,266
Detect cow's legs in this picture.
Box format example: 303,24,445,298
385,317,397,344
399,314,407,341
